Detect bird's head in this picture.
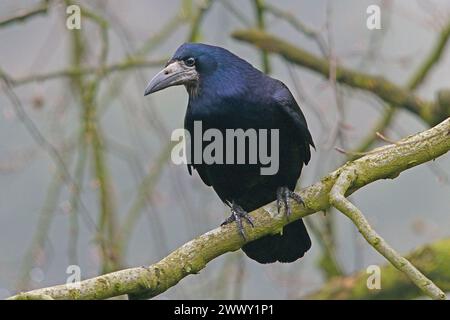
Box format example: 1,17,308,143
144,43,254,98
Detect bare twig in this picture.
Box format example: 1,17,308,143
0,0,49,27
253,0,271,73
10,58,167,86
263,2,328,56
187,0,214,42
329,168,445,300
351,18,450,159
119,141,176,254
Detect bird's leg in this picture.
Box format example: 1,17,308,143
221,201,254,240
276,186,305,219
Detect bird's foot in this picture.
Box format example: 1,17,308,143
276,186,305,219
221,202,254,240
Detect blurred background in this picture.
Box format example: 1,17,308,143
0,0,449,299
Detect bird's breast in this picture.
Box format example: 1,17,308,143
184,98,304,208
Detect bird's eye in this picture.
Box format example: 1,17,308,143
185,57,195,67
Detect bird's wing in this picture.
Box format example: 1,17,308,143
272,82,315,165
184,117,212,187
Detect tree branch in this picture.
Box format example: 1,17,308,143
330,168,445,300
0,0,49,27
252,0,271,73
232,29,447,125
8,117,450,300
307,238,450,299
9,58,167,86
350,19,450,159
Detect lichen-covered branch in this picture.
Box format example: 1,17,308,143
307,238,450,300
8,117,450,300
329,168,445,300
232,29,447,125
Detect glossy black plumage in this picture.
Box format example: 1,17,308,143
150,43,314,263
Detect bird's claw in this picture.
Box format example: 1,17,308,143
277,186,304,219
221,202,254,240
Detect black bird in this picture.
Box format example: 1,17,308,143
145,43,314,263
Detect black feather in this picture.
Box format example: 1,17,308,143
176,43,314,263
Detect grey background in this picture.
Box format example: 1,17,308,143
0,0,449,299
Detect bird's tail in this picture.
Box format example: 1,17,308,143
242,219,311,263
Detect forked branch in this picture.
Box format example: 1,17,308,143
330,168,446,300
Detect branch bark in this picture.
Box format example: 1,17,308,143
8,117,450,300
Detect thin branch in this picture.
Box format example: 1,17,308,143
304,217,343,279
187,0,214,42
351,18,450,159
9,58,167,86
0,71,96,234
8,117,450,300
16,170,65,291
307,237,450,299
119,141,176,255
253,0,271,73
348,105,396,161
218,0,251,27
0,0,49,27
407,20,450,90
136,10,188,56
329,168,445,300
67,140,87,266
64,9,120,273
263,3,328,56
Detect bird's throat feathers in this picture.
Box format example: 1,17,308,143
186,82,200,98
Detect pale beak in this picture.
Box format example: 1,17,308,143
144,60,198,96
